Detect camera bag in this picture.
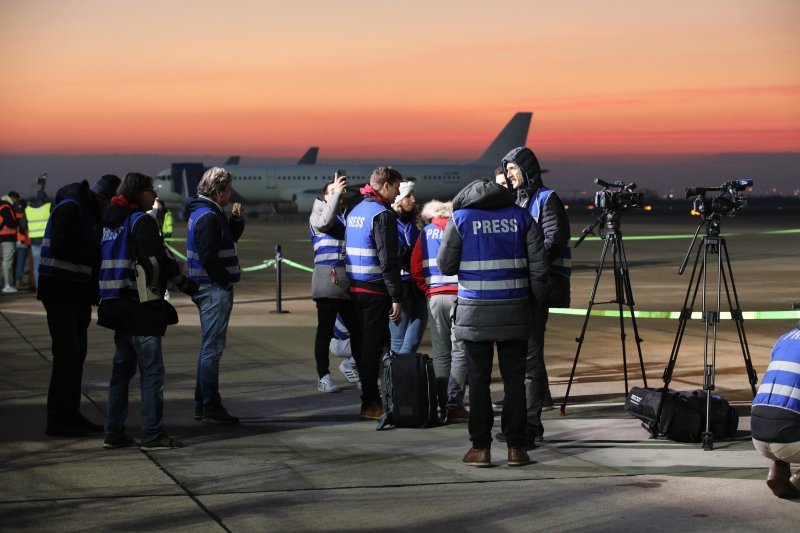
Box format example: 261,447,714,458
378,351,438,429
678,390,740,439
625,387,703,442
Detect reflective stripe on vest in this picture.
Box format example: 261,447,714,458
397,219,420,281
421,222,457,290
310,215,346,267
345,200,389,283
528,186,572,279
753,328,800,415
333,314,350,340
38,199,95,283
186,206,241,284
452,205,532,301
25,203,51,239
98,211,147,299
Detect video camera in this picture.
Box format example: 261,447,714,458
685,179,752,218
594,179,643,212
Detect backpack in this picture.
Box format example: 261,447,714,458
378,352,438,429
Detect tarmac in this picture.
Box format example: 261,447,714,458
1,213,798,532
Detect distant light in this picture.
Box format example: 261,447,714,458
564,204,569,210
668,193,674,199
587,205,595,211
691,209,700,216
643,205,653,211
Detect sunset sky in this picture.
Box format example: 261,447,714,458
0,1,798,161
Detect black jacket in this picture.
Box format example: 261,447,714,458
184,195,244,289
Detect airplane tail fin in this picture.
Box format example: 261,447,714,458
224,156,240,166
297,147,319,165
472,112,532,167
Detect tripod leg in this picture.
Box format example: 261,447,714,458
617,236,647,389
720,239,758,395
701,235,722,451
561,235,611,415
611,234,631,394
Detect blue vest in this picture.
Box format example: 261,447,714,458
452,204,532,300
187,205,241,284
753,328,800,415
99,211,148,300
397,219,420,281
39,198,97,284
333,313,350,340
529,186,572,280
310,215,346,267
421,222,458,290
345,199,389,283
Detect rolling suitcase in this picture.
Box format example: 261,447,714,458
378,352,438,429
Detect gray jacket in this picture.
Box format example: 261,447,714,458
437,180,548,343
310,194,350,300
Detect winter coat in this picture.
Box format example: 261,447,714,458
309,193,351,300
437,180,548,343
184,195,244,289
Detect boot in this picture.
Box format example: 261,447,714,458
766,460,800,498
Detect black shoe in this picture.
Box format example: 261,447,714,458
72,413,104,433
140,433,184,451
45,424,88,437
194,402,202,421
202,405,239,424
103,431,136,449
495,431,507,443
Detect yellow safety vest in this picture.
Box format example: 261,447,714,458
25,202,52,240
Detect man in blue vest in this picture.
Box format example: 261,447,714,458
500,146,571,446
751,322,800,498
310,173,362,393
39,174,120,437
345,166,403,420
438,179,548,467
97,172,197,450
186,167,244,424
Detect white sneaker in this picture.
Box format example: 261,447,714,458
338,357,360,384
163,289,170,301
317,374,339,393
2,285,18,293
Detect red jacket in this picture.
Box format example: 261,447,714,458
410,217,457,299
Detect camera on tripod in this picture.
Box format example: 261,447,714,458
685,179,752,218
594,179,644,211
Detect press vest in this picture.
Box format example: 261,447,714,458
39,198,96,284
187,205,241,285
98,211,148,300
0,202,15,238
452,204,532,301
528,186,572,279
25,203,51,240
753,328,800,416
397,218,420,282
310,215,346,267
420,222,458,291
345,200,388,283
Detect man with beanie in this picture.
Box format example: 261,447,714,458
390,180,427,354
500,146,571,445
345,166,403,420
438,179,547,467
39,174,120,437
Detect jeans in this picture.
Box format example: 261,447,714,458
389,281,428,354
464,339,527,449
314,297,362,379
31,244,42,288
14,245,28,285
525,304,550,438
45,300,91,425
106,332,165,442
353,292,391,405
428,294,467,407
192,285,234,409
1,241,14,287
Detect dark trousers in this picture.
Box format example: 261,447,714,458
465,339,527,449
525,304,550,437
44,300,92,425
314,297,362,379
353,292,391,405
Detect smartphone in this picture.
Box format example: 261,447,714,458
336,169,347,179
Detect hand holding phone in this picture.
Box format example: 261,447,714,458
333,170,347,193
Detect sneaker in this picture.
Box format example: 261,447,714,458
163,289,170,301
317,373,339,393
103,431,136,449
462,447,491,467
495,431,507,443
360,401,382,420
140,433,183,451
445,406,470,423
492,399,504,411
2,285,18,293
202,405,239,424
338,358,360,384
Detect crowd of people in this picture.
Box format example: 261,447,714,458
1,145,796,492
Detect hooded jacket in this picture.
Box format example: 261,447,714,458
184,195,245,289
502,146,571,308
437,180,548,342
309,192,350,300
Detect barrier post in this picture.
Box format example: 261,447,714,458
270,244,289,314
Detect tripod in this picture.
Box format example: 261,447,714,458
654,215,758,450
560,209,647,415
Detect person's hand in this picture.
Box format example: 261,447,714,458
332,174,347,194
232,202,244,217
389,302,402,324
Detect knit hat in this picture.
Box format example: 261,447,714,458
90,174,121,200
392,181,415,207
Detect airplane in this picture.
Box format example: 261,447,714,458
154,112,532,212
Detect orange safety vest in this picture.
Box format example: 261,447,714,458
0,203,17,238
